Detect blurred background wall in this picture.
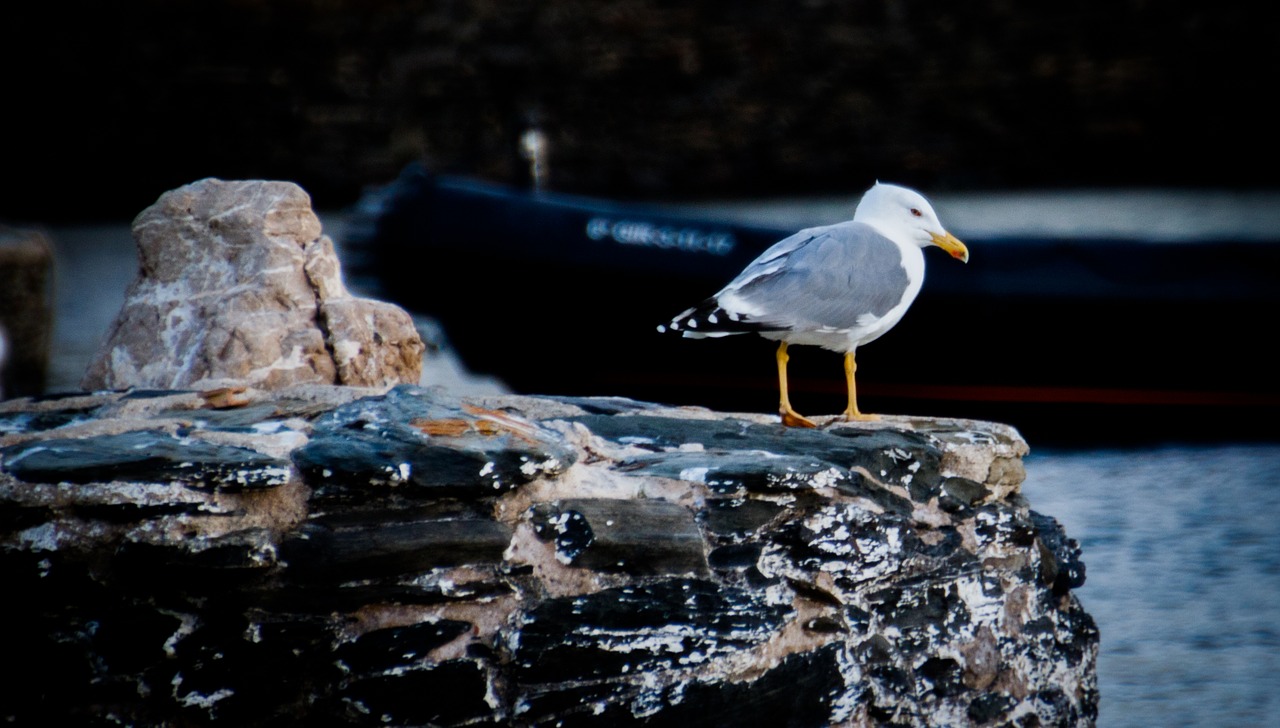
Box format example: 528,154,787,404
2,1,1271,221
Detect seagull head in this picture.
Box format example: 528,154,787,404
854,182,969,263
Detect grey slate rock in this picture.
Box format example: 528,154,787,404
576,414,937,517
0,406,98,435
1,429,290,491
282,512,513,580
334,620,475,674
334,659,495,726
515,578,792,684
1030,509,1088,596
531,498,709,575
701,497,785,538
294,385,576,501
116,527,280,581
0,385,1096,726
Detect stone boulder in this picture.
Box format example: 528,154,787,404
0,385,1097,726
81,179,424,392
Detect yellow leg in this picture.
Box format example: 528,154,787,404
842,351,880,421
776,342,816,428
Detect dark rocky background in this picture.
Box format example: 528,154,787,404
2,1,1273,221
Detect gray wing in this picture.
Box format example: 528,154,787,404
718,221,910,330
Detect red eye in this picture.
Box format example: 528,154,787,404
910,208,923,217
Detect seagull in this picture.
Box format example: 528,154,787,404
658,182,969,427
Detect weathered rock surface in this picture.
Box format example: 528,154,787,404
0,385,1097,726
80,179,424,392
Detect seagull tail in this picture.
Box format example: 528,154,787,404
657,298,775,338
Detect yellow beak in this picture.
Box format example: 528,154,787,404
931,231,969,263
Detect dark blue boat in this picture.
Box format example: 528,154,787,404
360,164,1280,444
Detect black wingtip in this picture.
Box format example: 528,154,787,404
660,298,779,335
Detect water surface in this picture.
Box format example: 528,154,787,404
1023,444,1280,727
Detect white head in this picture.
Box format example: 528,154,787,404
853,182,969,262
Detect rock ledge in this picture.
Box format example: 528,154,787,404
0,385,1096,726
